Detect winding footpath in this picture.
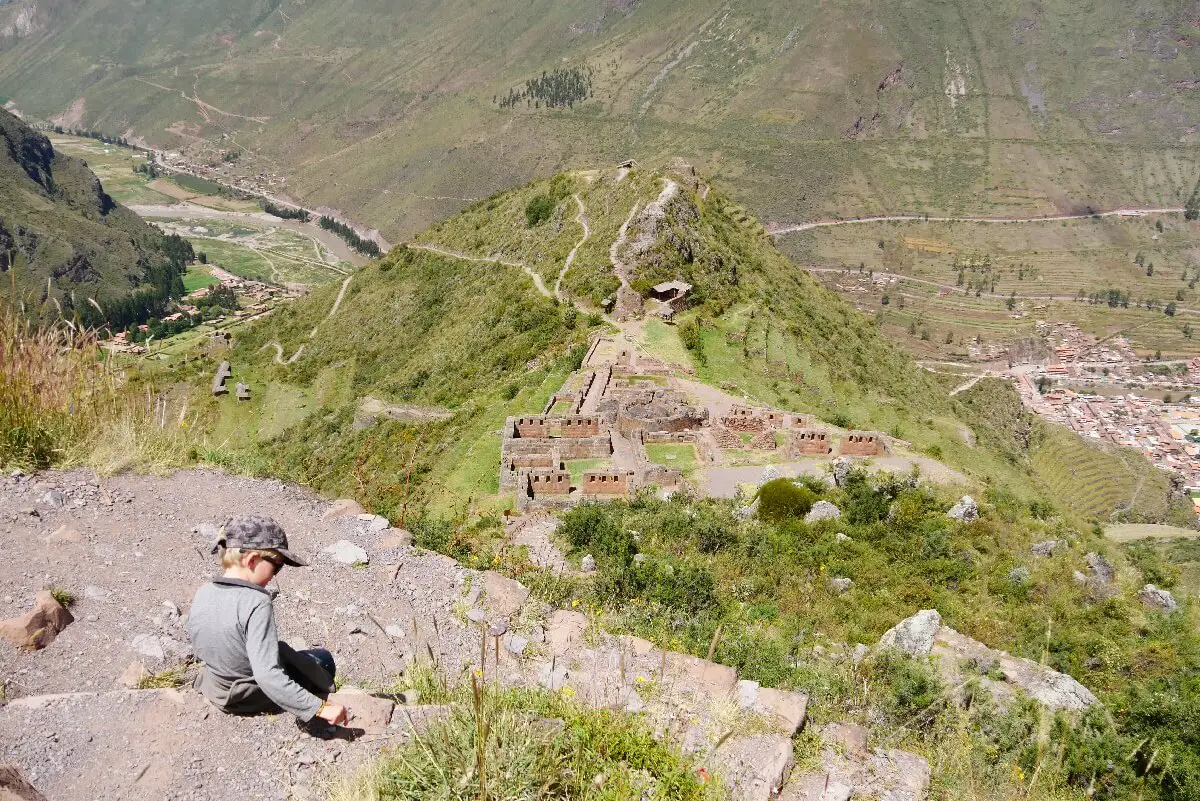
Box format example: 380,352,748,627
770,207,1186,236
408,243,554,299
554,194,590,301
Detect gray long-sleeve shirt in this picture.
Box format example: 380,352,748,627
187,577,323,720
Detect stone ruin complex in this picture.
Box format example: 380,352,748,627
501,338,888,509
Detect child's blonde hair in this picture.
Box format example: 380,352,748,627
219,547,281,570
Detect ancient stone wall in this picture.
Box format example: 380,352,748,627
558,416,601,437
513,416,549,438
840,432,884,456
792,429,833,456
720,414,765,433
643,430,697,444
581,471,634,497
643,465,682,488
529,470,572,497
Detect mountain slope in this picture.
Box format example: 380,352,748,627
0,108,189,326
2,1,1199,240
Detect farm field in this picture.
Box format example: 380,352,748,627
47,135,176,206
781,214,1200,361
182,263,220,292
153,218,348,288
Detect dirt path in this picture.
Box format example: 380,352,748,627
408,243,553,299
134,76,271,125
310,274,354,338
129,203,365,267
949,374,988,396
769,207,1186,236
555,194,590,301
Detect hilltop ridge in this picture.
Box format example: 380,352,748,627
0,109,191,326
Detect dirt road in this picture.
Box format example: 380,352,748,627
769,207,1186,236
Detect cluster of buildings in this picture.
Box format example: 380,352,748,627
1015,376,1200,485
157,150,288,197
502,337,888,510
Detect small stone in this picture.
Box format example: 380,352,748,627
324,499,367,520
488,620,509,637
162,600,181,620
1138,584,1178,613
877,609,942,656
531,625,546,643
947,495,979,521
118,661,150,689
760,465,781,485
467,608,488,625
580,554,597,573
1073,570,1089,585
805,500,841,522
384,624,406,639
1031,540,1062,557
850,643,870,664
538,662,570,691
131,633,166,661
504,634,528,655
737,679,760,708
379,529,413,548
363,515,390,533
0,591,74,650
83,585,107,601
322,540,369,566
829,576,853,593
835,532,851,543
40,490,67,510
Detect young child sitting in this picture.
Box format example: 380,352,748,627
188,515,348,726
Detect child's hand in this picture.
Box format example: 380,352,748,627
316,701,348,725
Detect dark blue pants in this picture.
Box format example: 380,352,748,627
282,645,337,697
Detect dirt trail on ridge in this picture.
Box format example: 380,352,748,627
769,207,1187,236
554,194,590,301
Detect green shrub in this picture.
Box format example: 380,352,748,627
756,478,816,522
525,194,555,227
559,503,636,567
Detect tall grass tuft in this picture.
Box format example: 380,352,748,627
0,304,111,467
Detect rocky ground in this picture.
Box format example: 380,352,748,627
0,467,934,801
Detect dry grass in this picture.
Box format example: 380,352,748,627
0,304,112,467
1,302,201,473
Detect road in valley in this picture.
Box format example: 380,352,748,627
769,207,1186,236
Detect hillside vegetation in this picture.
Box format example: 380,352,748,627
0,109,192,326
3,1,1200,239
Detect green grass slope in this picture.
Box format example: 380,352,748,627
196,245,589,515
3,1,1200,240
0,109,189,325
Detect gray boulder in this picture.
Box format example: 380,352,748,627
322,540,369,566
1007,566,1031,585
1138,584,1178,613
947,495,978,521
805,500,842,522
835,532,852,543
831,457,852,487
580,554,597,573
1084,552,1115,585
734,498,759,520
877,609,942,656
759,465,781,485
1031,540,1063,557
829,577,853,593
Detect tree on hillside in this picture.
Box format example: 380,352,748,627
1166,301,1177,316
1186,178,1200,220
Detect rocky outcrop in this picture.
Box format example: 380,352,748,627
805,500,842,522
1138,584,1178,613
781,722,930,801
877,610,1098,712
0,591,74,651
931,628,1098,712
1031,539,1064,557
946,495,978,521
877,609,942,656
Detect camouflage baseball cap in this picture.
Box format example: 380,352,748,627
213,514,308,567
